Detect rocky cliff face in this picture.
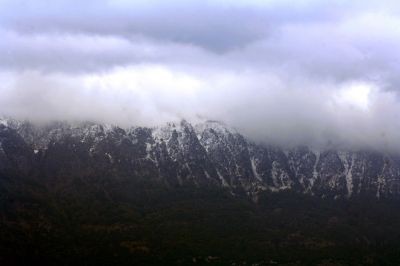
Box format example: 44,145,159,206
1,118,400,199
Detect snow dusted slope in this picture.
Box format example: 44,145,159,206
1,117,400,199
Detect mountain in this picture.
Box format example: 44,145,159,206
1,117,399,200
2,118,400,265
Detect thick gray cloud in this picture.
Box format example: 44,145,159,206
1,0,398,52
1,0,400,151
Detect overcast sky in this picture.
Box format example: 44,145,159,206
1,0,400,150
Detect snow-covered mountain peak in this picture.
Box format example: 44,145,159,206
195,120,237,136
1,117,400,199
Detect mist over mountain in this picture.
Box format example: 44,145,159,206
3,1,400,265
2,0,400,151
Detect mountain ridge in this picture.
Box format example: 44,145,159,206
1,117,400,200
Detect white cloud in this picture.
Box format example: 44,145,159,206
1,0,400,151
